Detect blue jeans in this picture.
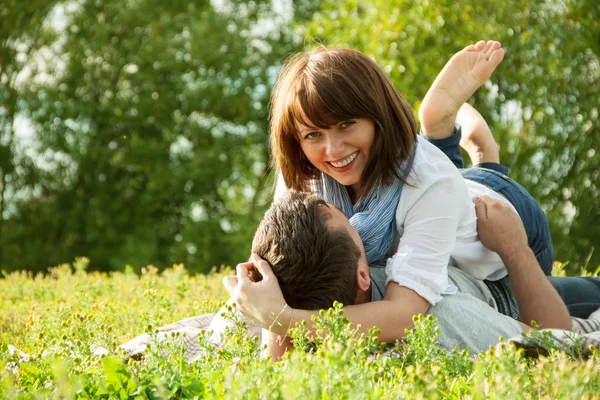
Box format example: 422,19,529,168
548,276,600,318
424,126,600,318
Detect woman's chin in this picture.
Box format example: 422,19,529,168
329,174,360,188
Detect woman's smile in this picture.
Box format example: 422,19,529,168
329,151,359,169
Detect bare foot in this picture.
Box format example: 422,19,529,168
419,40,505,139
456,103,500,164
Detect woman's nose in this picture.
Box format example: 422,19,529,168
325,135,344,158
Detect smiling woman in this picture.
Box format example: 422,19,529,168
269,46,417,202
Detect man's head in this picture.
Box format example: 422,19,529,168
251,191,371,310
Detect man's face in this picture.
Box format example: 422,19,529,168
319,204,371,304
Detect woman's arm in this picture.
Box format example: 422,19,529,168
384,173,466,304
224,256,429,344
341,283,430,341
262,329,292,360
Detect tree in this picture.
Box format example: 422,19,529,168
1,0,302,273
0,0,62,270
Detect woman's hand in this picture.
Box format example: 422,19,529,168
222,254,292,335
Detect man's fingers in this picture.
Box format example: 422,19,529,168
236,262,254,284
476,194,495,204
473,196,488,220
222,276,238,293
250,253,275,279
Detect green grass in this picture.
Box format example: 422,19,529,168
1,259,599,399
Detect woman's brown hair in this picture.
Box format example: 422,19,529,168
269,46,417,200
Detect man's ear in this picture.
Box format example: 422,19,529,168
356,267,370,292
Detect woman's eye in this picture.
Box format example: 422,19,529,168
304,131,320,140
340,120,356,128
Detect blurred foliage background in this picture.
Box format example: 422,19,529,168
0,0,598,275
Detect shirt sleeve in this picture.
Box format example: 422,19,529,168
385,174,464,305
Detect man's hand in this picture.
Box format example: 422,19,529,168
473,195,528,257
474,196,572,331
222,254,291,335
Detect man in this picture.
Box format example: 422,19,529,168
232,190,571,359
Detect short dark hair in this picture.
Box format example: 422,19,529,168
269,46,417,200
251,191,361,309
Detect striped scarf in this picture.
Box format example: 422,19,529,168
312,142,417,263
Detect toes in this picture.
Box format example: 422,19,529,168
489,48,505,65
473,40,486,51
482,40,495,53
485,41,502,58
465,40,488,53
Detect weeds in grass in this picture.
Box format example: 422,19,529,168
1,262,599,398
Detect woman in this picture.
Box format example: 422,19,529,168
224,41,600,344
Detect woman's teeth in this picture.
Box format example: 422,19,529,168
330,152,358,168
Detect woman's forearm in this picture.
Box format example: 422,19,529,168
262,329,292,360
225,256,431,345
275,284,430,344
346,284,430,342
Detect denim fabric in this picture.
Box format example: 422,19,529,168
427,124,468,169
485,276,600,320
548,276,600,318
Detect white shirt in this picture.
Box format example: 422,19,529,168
384,136,516,305
275,135,518,306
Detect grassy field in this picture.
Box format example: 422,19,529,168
1,259,599,399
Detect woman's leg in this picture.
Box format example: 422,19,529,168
548,276,600,319
455,102,500,165
456,106,600,318
457,104,555,274
423,104,553,273
419,41,504,140
422,103,507,172
425,104,600,319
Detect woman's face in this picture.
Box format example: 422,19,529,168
297,118,375,191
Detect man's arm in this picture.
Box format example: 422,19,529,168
473,195,571,330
